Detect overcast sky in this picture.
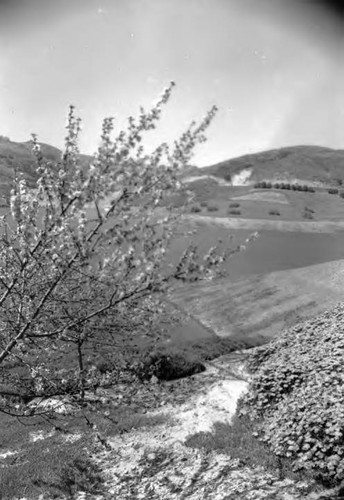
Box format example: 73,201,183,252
0,0,343,166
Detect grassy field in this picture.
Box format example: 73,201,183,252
187,184,344,222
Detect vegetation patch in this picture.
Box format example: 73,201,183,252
303,206,315,220
240,304,344,486
184,413,312,483
269,209,280,216
190,204,202,213
0,432,103,499
207,204,219,212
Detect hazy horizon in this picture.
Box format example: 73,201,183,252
0,0,343,167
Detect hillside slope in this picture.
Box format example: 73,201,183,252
0,136,91,200
170,258,344,342
195,145,344,187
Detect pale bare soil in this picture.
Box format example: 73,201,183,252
185,213,344,233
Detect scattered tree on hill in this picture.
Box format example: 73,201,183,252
0,83,251,416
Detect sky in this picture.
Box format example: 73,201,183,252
0,0,343,167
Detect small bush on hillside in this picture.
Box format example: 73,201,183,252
303,211,314,220
291,184,297,191
274,183,280,189
229,202,240,208
284,183,291,190
280,183,286,190
241,304,344,485
302,185,309,192
266,182,272,189
207,204,219,212
269,209,280,216
261,181,267,189
309,187,315,193
228,209,241,215
328,188,339,195
134,348,206,381
190,204,202,213
340,192,344,199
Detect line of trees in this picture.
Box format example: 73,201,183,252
254,181,315,192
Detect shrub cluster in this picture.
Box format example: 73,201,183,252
207,204,219,212
190,204,202,213
328,188,339,195
229,202,240,208
241,305,344,484
303,206,315,220
228,209,241,215
133,348,206,381
269,209,280,216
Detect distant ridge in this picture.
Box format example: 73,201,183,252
1,139,344,202
196,145,344,187
0,136,91,201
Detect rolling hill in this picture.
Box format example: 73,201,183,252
188,145,344,187
0,136,91,202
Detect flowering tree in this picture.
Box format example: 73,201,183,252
0,82,238,415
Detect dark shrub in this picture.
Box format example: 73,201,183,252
284,183,291,190
266,182,272,189
254,182,261,188
135,350,206,381
269,209,280,216
340,192,344,199
280,183,286,190
274,183,280,189
229,202,240,208
302,185,309,192
207,204,219,212
303,211,314,220
308,187,315,193
261,181,267,189
291,185,297,191
190,204,202,213
228,209,241,215
328,188,339,195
